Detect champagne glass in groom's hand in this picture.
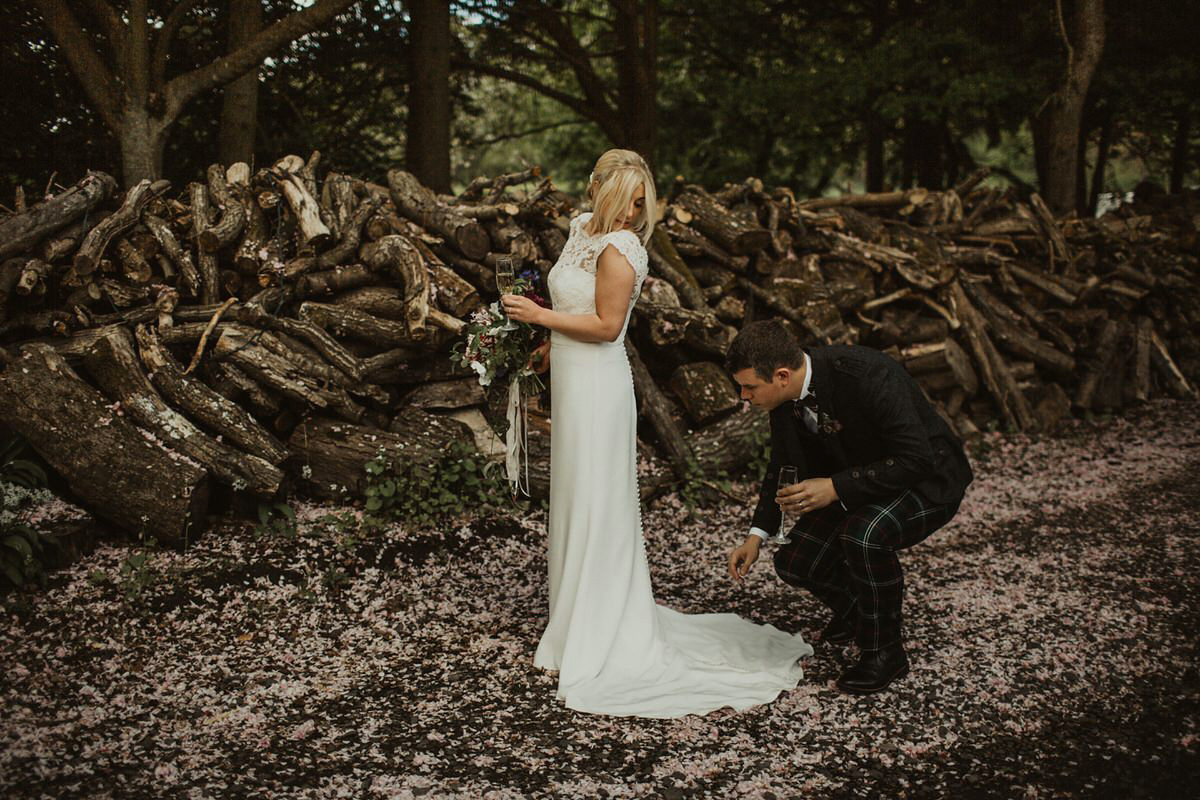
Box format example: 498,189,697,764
769,465,799,544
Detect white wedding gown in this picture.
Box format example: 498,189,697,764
533,213,813,718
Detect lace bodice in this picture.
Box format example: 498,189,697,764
547,212,650,342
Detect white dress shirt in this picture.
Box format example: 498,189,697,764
750,353,813,542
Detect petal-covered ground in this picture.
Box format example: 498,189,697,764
2,400,1198,799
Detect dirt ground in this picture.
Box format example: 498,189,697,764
2,400,1198,799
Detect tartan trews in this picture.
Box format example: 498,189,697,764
772,490,959,651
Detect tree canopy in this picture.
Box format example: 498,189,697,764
3,0,1197,212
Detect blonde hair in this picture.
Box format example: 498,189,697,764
582,149,657,245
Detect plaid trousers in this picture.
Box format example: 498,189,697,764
773,489,959,652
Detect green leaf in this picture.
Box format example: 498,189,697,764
365,496,383,511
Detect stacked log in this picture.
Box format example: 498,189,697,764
0,158,1197,539
645,174,1198,445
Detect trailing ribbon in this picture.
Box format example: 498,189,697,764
505,375,531,497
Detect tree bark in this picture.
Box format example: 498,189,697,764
613,0,658,159
219,0,264,168
358,235,431,337
83,327,283,497
1032,0,1106,216
135,324,288,465
286,412,473,500
73,178,169,275
0,343,210,543
406,0,452,193
1087,110,1113,217
0,172,118,261
386,169,490,260
189,182,221,304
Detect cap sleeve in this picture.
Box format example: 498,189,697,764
599,229,648,278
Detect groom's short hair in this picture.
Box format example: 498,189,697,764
726,319,806,381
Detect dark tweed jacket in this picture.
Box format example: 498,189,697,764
751,345,974,533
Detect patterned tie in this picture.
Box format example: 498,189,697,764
793,391,820,432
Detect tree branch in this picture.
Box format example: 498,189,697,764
128,0,150,104
151,0,203,92
79,0,128,76
469,118,589,146
1055,0,1075,84
163,0,358,124
527,4,619,112
32,0,122,132
452,57,621,142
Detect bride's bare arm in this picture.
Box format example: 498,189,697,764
500,244,636,343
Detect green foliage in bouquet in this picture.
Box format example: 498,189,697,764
0,435,60,592
362,440,508,529
452,275,549,439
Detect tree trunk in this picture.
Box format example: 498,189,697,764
1075,108,1092,215
118,107,167,187
912,118,943,189
865,107,885,193
613,0,658,160
1088,111,1113,217
34,0,358,184
219,0,264,168
1032,0,1106,216
1170,107,1192,194
406,0,452,193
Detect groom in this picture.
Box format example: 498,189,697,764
725,320,972,694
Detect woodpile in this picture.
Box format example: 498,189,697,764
0,157,1197,538
638,171,1199,453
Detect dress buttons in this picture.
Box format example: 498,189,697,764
886,458,895,466
867,469,876,478
852,470,861,478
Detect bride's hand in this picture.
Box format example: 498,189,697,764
528,340,551,373
501,294,543,325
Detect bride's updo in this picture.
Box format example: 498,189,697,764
583,149,657,245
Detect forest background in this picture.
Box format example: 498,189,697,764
3,0,1198,218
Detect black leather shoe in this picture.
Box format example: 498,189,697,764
820,614,856,645
836,646,910,694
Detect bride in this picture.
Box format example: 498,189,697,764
501,149,812,718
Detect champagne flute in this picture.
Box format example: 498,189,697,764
495,256,518,330
770,465,800,544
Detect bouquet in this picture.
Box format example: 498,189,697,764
452,270,549,495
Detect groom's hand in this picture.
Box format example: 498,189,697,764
729,537,761,583
776,477,838,515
